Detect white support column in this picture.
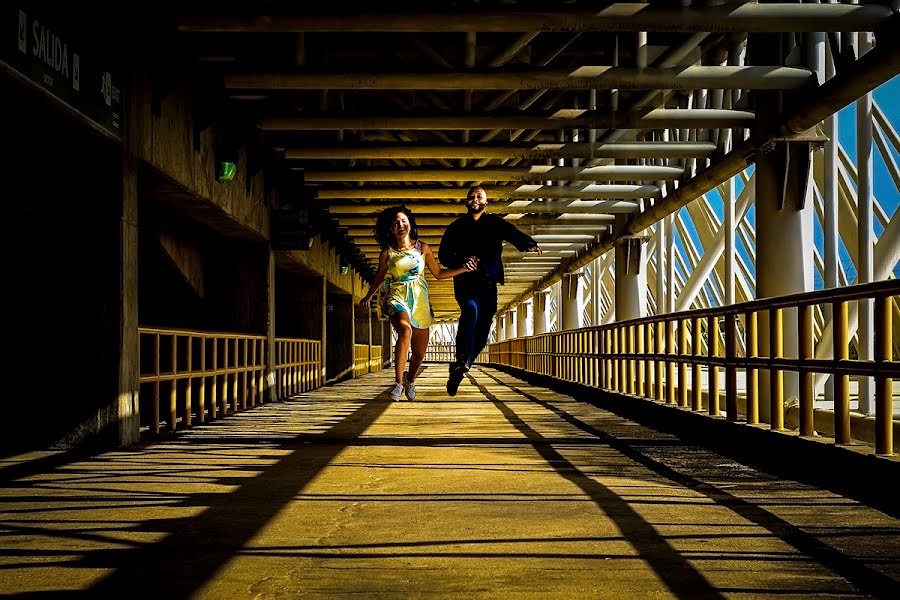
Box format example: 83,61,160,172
497,313,507,342
665,213,676,314
561,270,585,330
655,129,669,315
614,216,648,321
856,31,875,414
517,301,532,338
822,32,838,406
534,290,551,335
506,309,518,340
756,145,815,419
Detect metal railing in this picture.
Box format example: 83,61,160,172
275,337,322,398
354,343,383,377
490,280,900,455
424,341,489,364
138,328,321,435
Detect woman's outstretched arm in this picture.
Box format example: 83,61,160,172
360,248,389,305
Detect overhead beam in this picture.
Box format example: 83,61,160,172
179,5,894,33
261,109,754,131
316,184,660,200
327,200,639,214
285,141,716,160
225,66,813,91
303,165,683,183
783,15,900,135
337,214,614,227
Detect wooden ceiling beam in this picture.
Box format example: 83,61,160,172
315,184,660,200
260,109,754,131
303,165,683,182
284,142,716,160
225,66,812,91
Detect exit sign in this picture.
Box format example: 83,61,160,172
3,5,124,139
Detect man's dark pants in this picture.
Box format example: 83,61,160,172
453,279,498,368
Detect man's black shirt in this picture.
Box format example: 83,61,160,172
440,213,537,285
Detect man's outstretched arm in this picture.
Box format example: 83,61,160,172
500,218,541,254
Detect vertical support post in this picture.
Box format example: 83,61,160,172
770,308,784,431
656,321,665,402
799,304,814,436
693,316,703,411
833,300,850,443
725,313,737,420
666,319,676,405
746,311,759,424
678,318,689,407
708,315,720,416
644,319,654,399
875,294,893,455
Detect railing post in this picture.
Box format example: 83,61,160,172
153,333,161,435
725,313,738,421
644,320,653,399
678,317,689,407
875,294,893,455
666,319,676,405
169,334,178,431
636,323,645,396
692,316,703,411
656,321,665,403
708,315,719,417
833,300,850,443
199,338,207,422
799,304,814,437
769,308,784,431
746,311,758,424
185,334,193,427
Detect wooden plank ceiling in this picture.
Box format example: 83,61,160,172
162,1,899,320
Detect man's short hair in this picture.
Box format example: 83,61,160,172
466,185,485,197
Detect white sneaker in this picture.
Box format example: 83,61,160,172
403,372,416,401
389,382,404,401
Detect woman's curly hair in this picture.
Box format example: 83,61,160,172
373,205,419,248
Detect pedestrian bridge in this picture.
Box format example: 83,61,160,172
2,364,899,598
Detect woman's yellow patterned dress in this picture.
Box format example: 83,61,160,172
380,240,434,329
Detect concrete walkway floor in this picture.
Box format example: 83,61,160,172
1,365,899,599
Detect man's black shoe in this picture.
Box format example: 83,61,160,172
446,362,468,396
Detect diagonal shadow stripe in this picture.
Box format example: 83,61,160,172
480,370,900,599
83,395,394,598
467,370,726,600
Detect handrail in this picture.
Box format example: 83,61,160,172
354,343,383,377
489,279,900,456
138,327,321,435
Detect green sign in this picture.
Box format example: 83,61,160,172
2,5,123,138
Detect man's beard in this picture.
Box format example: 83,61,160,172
468,202,486,214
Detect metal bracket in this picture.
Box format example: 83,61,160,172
756,129,828,211
757,128,828,156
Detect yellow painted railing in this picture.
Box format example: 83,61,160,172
275,337,322,398
424,341,489,364
138,328,321,435
490,280,900,456
354,344,383,377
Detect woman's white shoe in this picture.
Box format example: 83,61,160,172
403,372,416,401
389,382,404,401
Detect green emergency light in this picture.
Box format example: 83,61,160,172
216,161,237,183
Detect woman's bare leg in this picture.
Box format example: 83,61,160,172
407,326,430,382
391,313,413,383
